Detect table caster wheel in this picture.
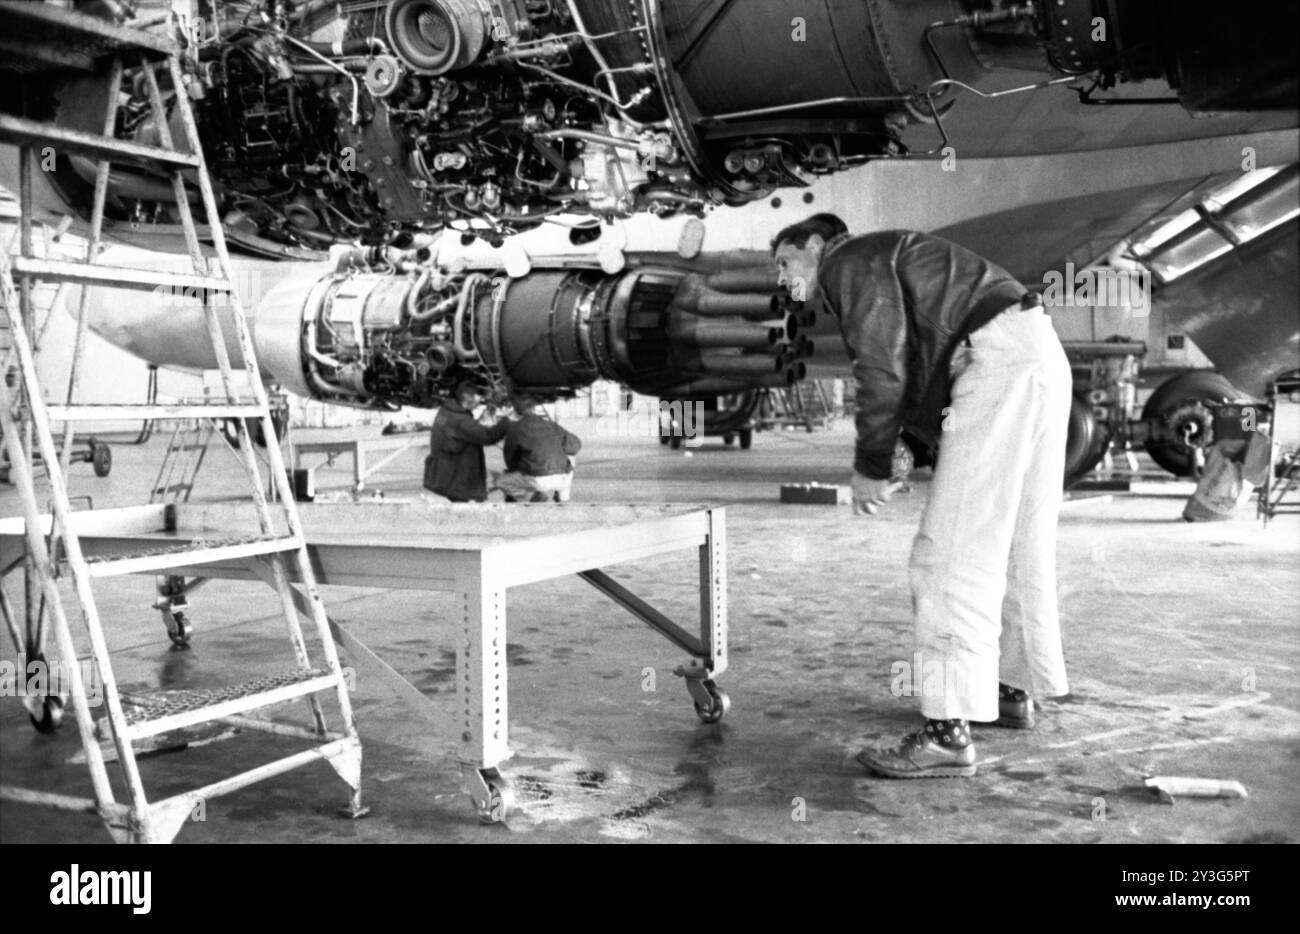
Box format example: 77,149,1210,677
693,680,730,724
165,610,192,650
475,772,515,824
28,694,65,734
92,442,112,477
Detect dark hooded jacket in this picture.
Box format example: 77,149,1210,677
813,230,1029,479
424,399,508,502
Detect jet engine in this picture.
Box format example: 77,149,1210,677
6,0,1294,255
82,249,816,408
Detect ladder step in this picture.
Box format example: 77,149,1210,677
85,534,303,577
47,404,266,422
0,1,175,72
10,257,228,293
0,114,200,170
118,669,337,741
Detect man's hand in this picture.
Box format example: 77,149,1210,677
851,472,903,516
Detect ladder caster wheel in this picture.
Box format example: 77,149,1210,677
166,611,193,650
92,442,112,477
477,774,515,824
29,695,65,734
693,682,730,724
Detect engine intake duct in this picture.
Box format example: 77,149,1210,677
385,0,494,75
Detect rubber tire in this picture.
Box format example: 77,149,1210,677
1063,393,1110,486
1141,371,1241,477
29,695,64,734
91,442,112,477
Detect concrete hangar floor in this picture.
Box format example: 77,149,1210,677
1,421,1296,844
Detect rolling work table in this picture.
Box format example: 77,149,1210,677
0,501,728,823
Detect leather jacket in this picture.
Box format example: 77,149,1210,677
814,230,1027,479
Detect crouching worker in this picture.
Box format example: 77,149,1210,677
424,380,508,503
772,213,1073,779
494,391,582,503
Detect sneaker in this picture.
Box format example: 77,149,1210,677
856,729,977,779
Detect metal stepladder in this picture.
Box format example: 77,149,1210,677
0,3,364,842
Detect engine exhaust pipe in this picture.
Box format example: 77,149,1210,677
692,291,782,319
704,268,781,292
694,351,784,376
675,276,782,319
655,377,753,398
670,318,783,349
751,362,806,388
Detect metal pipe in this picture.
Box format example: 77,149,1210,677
283,35,360,124
752,367,798,388
694,351,783,376
453,273,491,360
654,377,751,398
700,95,909,124
670,319,781,349
536,128,672,161
562,0,652,113
704,268,780,292
691,291,781,319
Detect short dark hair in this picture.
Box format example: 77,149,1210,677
770,213,848,254
455,380,484,401
510,390,540,411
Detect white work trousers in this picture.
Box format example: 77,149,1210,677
909,307,1073,721
494,470,573,502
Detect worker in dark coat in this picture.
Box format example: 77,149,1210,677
494,391,582,502
424,381,507,502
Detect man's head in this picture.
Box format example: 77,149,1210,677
455,380,485,408
510,390,540,415
771,213,848,301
